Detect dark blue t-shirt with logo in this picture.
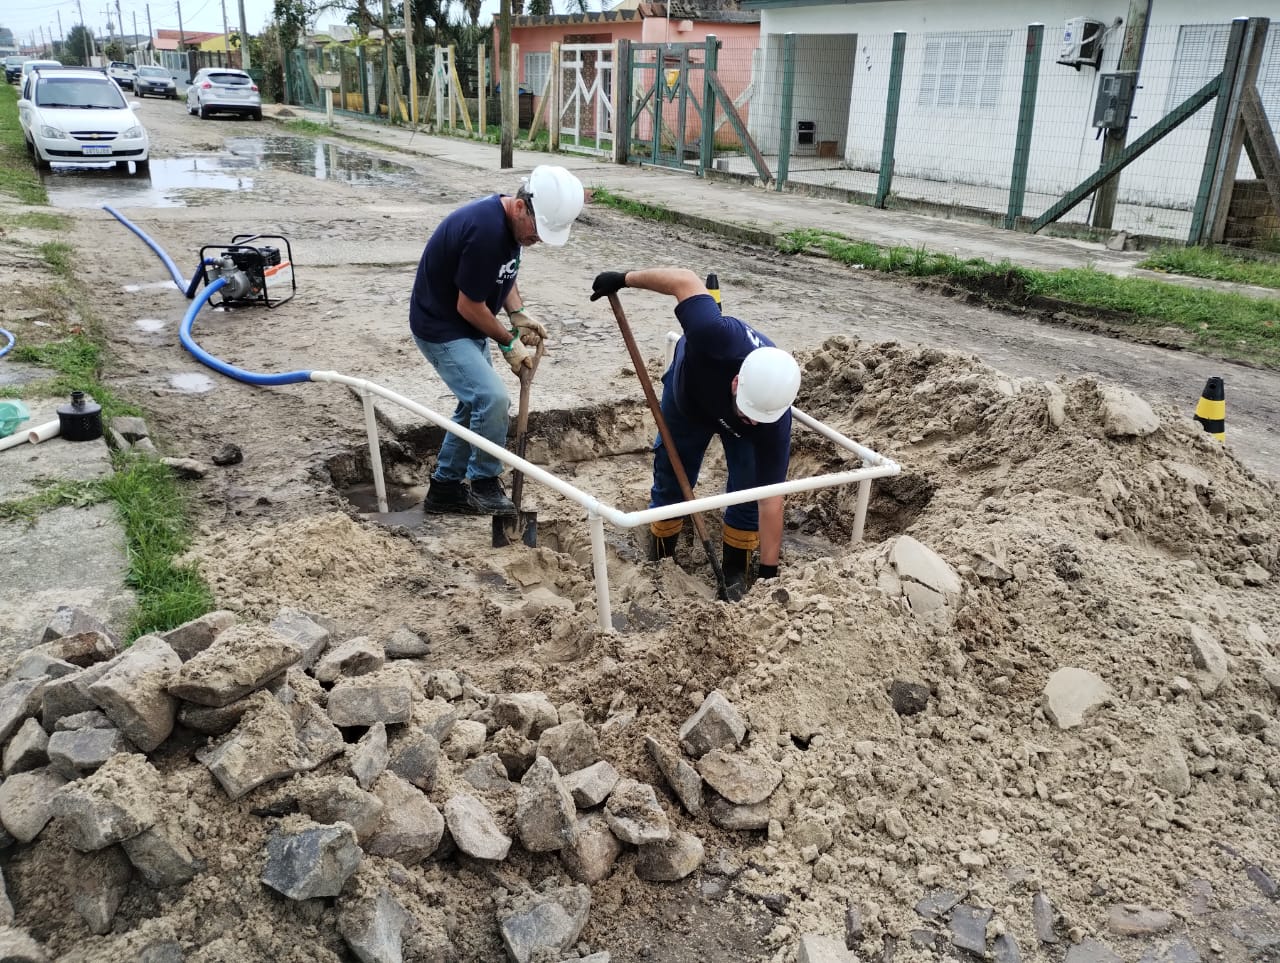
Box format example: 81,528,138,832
409,195,520,343
669,293,792,486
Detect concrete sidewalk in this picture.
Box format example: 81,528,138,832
269,104,1280,301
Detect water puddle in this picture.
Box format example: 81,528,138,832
169,372,216,393
225,136,417,186
43,136,415,208
45,157,254,208
342,481,428,528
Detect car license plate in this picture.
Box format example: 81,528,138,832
82,145,112,155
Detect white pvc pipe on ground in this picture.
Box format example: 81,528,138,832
0,432,31,453
28,420,60,444
310,371,901,632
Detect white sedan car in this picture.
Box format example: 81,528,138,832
18,67,149,173
186,67,262,120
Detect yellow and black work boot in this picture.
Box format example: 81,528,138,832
722,543,752,602
721,524,759,602
648,520,683,561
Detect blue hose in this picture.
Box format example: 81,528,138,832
0,328,13,359
181,279,312,386
103,204,186,290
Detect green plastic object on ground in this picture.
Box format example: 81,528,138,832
0,400,31,438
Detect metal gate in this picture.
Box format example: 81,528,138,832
558,43,614,156
626,41,709,173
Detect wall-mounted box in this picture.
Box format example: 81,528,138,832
1058,17,1105,70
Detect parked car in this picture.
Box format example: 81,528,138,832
18,59,62,88
17,67,149,173
4,56,31,84
134,64,177,99
107,61,137,90
185,67,262,120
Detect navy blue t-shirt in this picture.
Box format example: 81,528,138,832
670,293,792,487
409,195,521,343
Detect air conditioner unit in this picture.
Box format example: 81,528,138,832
1058,17,1105,70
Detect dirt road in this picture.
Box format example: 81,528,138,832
66,103,1280,496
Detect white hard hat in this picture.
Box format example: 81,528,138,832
525,165,585,246
736,347,801,423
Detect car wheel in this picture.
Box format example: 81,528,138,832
34,150,50,171
199,103,210,119
135,158,150,175
253,109,262,121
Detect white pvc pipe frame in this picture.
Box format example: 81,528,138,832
309,371,901,632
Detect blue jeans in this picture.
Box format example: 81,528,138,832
650,370,759,532
414,335,510,482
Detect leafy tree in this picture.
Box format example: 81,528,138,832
104,40,125,61
63,25,95,66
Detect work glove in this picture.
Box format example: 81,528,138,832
512,313,548,347
590,271,629,302
723,575,749,603
501,334,534,374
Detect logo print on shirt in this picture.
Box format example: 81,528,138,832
497,256,521,282
745,326,764,349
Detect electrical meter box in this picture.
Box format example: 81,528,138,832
1093,71,1138,128
1058,17,1105,69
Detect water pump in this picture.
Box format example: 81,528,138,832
197,235,295,309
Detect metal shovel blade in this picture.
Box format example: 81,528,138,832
491,509,537,548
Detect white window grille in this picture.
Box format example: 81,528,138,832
917,32,1009,112
525,51,550,95
1166,23,1280,126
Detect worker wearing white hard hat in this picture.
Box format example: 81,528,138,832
590,268,801,600
410,165,586,517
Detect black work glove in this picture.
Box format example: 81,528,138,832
590,271,629,302
723,575,749,603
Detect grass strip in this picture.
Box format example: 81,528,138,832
0,83,47,205
0,479,109,523
101,454,215,639
594,196,1280,365
1140,245,1280,291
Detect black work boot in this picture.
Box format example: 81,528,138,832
722,543,751,602
423,478,480,515
468,476,517,515
648,528,680,561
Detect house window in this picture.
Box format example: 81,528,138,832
525,51,550,95
918,32,1010,113
1167,23,1280,126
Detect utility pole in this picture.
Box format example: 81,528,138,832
220,0,231,62
404,0,416,124
76,0,94,64
58,11,64,48
1092,0,1152,229
500,0,513,168
132,12,139,61
104,6,116,53
115,0,124,55
237,0,250,69
177,0,188,79
146,4,154,64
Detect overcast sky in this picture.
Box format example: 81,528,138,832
1,0,586,49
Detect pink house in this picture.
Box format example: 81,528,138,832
504,2,760,148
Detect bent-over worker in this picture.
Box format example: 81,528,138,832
590,267,801,600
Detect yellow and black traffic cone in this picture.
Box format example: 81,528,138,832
705,272,721,311
1194,376,1225,442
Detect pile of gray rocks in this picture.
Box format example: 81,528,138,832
0,603,791,963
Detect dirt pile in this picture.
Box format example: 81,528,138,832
2,338,1279,963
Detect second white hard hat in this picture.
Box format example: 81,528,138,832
526,165,585,246
736,347,801,424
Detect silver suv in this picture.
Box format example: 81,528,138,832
185,67,262,120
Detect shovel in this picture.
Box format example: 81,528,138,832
605,293,731,601
492,341,545,548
